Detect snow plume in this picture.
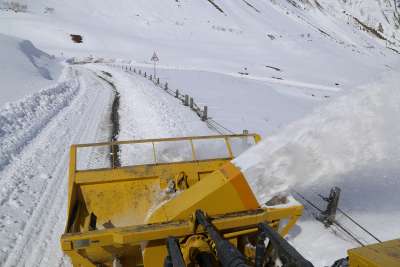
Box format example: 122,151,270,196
0,69,79,171
234,75,400,204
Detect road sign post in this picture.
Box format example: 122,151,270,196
151,52,159,80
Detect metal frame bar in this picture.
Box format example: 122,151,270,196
73,134,260,172
61,206,302,251
75,134,260,148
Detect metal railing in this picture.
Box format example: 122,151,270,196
72,134,260,171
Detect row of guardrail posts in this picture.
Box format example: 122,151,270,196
111,64,209,121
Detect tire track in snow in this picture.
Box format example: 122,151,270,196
24,70,115,267
0,68,114,266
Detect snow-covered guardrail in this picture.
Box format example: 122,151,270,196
104,63,243,135
107,64,209,121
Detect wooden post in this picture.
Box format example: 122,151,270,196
202,106,208,121
157,77,160,84
165,82,168,90
175,89,179,98
190,97,194,109
184,95,189,106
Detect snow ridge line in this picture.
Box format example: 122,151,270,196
0,69,80,173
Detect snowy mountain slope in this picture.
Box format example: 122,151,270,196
0,0,398,86
0,33,61,106
310,0,400,45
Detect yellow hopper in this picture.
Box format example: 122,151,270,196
60,134,304,266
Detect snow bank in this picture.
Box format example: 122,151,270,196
0,68,79,171
0,33,62,107
234,75,400,204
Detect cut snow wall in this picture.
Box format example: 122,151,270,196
0,70,79,171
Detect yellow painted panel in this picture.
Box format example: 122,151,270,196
81,179,160,228
348,239,400,267
147,162,259,223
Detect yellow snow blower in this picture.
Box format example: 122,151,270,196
60,134,400,267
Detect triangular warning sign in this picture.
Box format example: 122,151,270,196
151,52,159,62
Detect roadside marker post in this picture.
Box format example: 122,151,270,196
151,51,159,80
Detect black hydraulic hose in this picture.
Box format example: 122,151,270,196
164,256,173,267
196,252,214,267
195,210,251,267
255,233,266,267
166,237,186,267
258,223,314,267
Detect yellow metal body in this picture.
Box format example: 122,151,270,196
348,239,400,267
61,134,303,267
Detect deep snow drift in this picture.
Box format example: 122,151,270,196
0,33,61,106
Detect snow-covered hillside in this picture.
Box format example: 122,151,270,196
0,33,61,106
1,0,398,83
0,0,399,266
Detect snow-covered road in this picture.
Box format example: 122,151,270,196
0,65,213,266
89,65,214,140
